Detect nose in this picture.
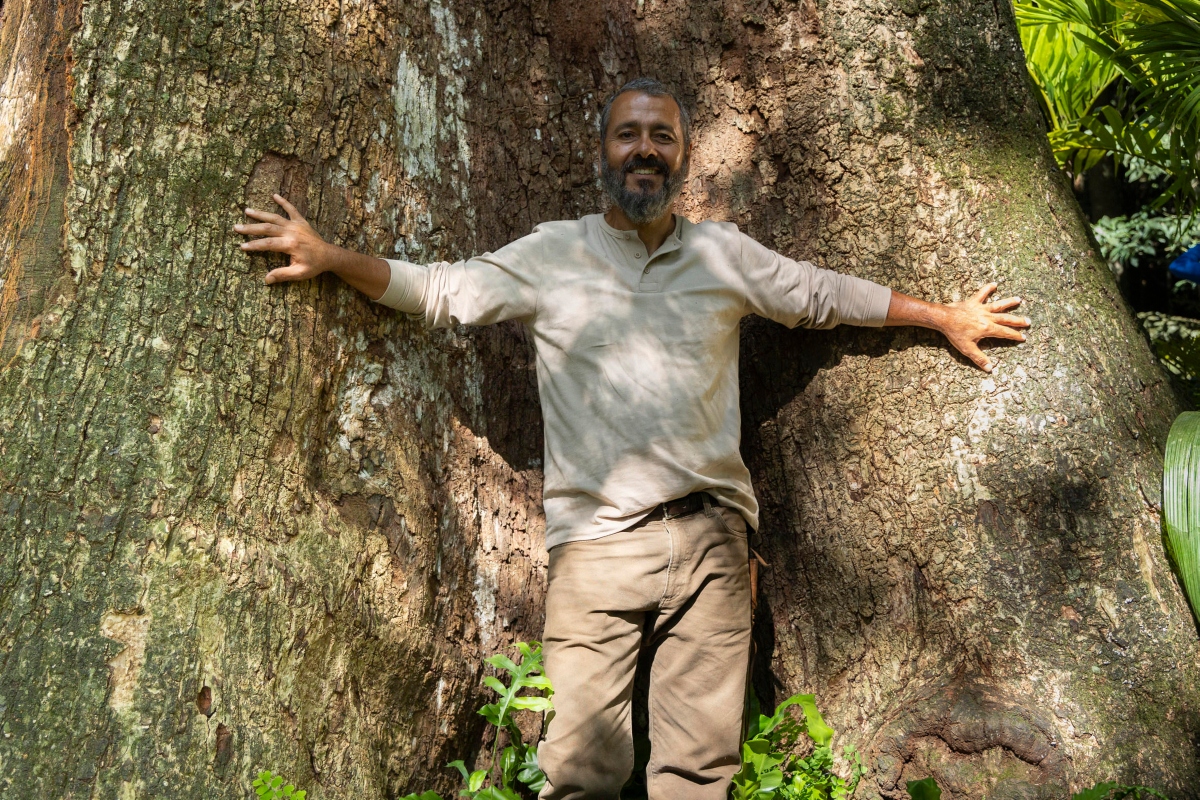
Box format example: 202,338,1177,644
636,132,657,159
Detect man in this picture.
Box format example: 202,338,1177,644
235,78,1029,799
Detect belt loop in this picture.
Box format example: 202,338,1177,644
701,492,714,517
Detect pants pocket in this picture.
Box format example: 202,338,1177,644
713,505,749,538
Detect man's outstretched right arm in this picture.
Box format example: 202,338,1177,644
235,193,406,306
235,193,540,326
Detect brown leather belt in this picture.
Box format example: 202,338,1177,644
643,491,711,521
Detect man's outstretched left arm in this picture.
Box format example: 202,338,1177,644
883,282,1030,373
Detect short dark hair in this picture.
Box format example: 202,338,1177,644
598,77,692,149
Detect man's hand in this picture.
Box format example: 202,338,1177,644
941,283,1030,372
234,193,391,300
236,194,332,284
884,282,1031,373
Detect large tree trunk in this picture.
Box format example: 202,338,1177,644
1,0,1197,797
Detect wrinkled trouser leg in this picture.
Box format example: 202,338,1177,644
538,502,751,800
645,503,752,799
537,526,654,800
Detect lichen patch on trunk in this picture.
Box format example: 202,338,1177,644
99,610,152,713
0,59,28,165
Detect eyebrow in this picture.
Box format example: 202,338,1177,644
612,120,679,134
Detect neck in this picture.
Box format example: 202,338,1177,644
604,206,676,255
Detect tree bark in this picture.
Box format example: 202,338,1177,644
0,0,1196,798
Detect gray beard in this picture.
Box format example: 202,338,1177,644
600,155,689,225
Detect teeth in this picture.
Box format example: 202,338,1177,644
631,169,659,174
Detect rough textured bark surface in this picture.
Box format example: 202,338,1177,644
0,0,1197,798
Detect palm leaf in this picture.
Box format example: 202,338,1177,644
1014,0,1124,157
1120,0,1200,176
1163,411,1200,623
1017,0,1200,207
1050,105,1170,172
1014,0,1125,55
1019,15,1121,130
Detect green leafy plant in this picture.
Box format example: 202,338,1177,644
730,692,865,800
1163,411,1200,621
1073,782,1172,799
1014,0,1200,209
905,777,940,800
1093,211,1200,273
901,776,1169,800
253,771,307,800
1016,0,1121,134
400,641,553,800
1139,312,1200,403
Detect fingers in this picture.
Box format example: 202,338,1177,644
989,312,1032,328
959,341,993,373
986,295,1023,313
273,193,305,222
234,222,284,237
240,236,289,253
264,264,315,285
984,324,1027,342
949,285,1030,373
971,282,998,303
244,207,286,224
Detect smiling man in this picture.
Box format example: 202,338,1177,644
236,77,1029,799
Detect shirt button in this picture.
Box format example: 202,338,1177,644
635,253,643,259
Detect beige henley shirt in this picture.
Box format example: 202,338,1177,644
378,213,892,549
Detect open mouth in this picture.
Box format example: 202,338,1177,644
624,157,668,178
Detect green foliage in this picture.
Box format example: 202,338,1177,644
1014,0,1200,209
1122,0,1200,166
253,771,307,800
1163,412,1200,622
1017,0,1200,282
1093,210,1200,271
399,642,553,800
1140,312,1200,401
905,777,941,800
1015,0,1121,131
730,692,865,800
1072,782,1171,799
902,777,1168,800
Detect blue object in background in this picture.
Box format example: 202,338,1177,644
1170,242,1200,281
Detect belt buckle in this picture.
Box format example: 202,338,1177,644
661,493,697,520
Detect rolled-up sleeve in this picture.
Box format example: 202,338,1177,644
739,231,891,329
374,226,545,327
377,258,428,313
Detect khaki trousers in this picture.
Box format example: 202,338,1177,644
538,498,752,800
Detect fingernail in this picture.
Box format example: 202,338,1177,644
240,242,248,249
985,363,994,372
1020,334,1027,341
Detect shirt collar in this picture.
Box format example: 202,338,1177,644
596,213,687,251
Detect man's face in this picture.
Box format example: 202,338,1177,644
600,92,690,225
